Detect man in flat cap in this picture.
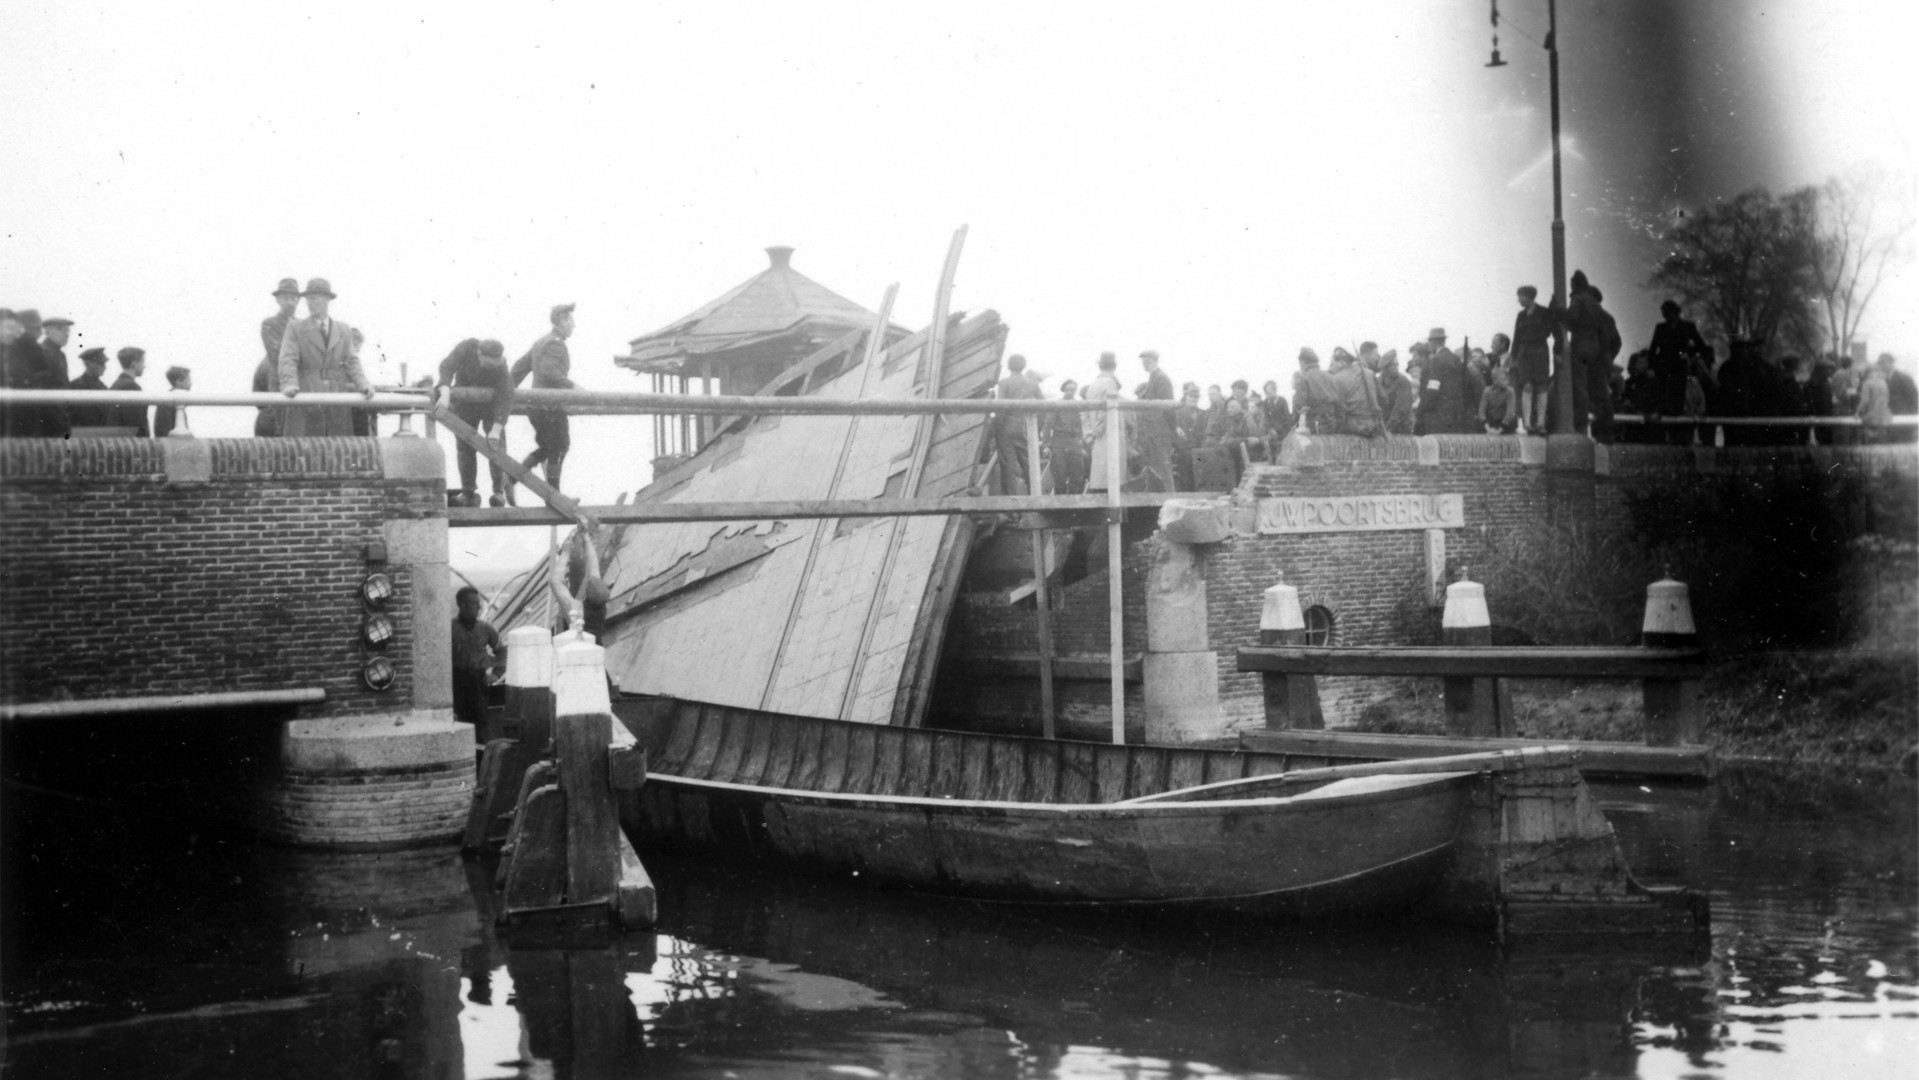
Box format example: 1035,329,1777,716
512,303,579,494
3,309,53,436
252,278,301,436
68,347,114,428
112,347,150,437
1135,350,1176,490
278,277,373,437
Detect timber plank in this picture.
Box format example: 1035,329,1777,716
900,728,934,797
1126,747,1169,800
957,735,992,801
659,706,702,772
1023,739,1064,804
817,722,851,793
983,738,1025,803
681,705,723,780
708,710,750,783
761,715,799,788
1236,646,1710,680
741,713,776,785
870,728,906,796
502,786,567,915
557,711,619,906
844,725,878,794
1202,751,1245,785
787,719,825,792
927,732,964,799
1057,742,1096,803
1166,750,1209,794
1094,745,1130,803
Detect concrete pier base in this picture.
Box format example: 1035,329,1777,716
254,710,476,848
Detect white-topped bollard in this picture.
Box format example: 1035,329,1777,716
1641,574,1703,747
1257,575,1323,729
1440,571,1512,737
1260,578,1306,645
503,626,556,748
1641,576,1698,649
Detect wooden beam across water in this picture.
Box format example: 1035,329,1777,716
447,491,1185,526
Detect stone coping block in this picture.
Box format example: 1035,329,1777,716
0,437,393,479
1273,433,1536,468
282,710,471,772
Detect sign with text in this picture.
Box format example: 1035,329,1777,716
1256,493,1464,533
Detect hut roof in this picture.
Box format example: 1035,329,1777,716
617,247,894,375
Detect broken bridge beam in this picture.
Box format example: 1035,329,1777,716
447,491,1186,527
431,401,600,532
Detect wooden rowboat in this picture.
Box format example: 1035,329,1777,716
613,697,1488,915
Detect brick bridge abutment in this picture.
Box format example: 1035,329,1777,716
0,436,468,848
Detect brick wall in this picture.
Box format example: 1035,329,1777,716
0,438,445,716
930,434,1918,740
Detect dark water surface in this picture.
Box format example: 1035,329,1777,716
2,763,1913,1079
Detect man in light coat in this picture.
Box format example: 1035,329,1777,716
278,277,373,437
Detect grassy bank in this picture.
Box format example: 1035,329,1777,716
1349,650,1918,771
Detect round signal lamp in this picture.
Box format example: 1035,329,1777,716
360,572,395,609
362,656,397,691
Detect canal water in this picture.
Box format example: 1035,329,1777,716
2,761,1912,1079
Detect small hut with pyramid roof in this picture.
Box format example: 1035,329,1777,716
617,246,906,462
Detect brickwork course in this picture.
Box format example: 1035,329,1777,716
0,437,443,714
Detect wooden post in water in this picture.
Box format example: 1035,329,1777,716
1026,413,1056,739
1641,575,1701,746
1258,575,1323,729
500,638,655,928
466,625,559,850
1440,573,1511,736
503,626,556,747
1106,395,1126,745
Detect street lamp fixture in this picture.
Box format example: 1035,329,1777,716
1488,0,1575,435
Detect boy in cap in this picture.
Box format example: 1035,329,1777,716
112,347,150,436
154,366,194,437
514,303,579,494
68,347,113,428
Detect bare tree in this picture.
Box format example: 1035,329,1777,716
1647,187,1820,356
1803,165,1916,357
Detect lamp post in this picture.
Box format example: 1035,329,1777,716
1490,0,1574,434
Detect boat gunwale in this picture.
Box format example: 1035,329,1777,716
637,768,1477,817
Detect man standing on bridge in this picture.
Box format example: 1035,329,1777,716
451,586,505,730
513,303,578,495
252,278,301,436
278,278,374,437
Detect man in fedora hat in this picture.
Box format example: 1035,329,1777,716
252,277,301,436
68,347,114,428
277,277,373,437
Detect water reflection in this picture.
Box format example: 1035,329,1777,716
3,762,1914,1079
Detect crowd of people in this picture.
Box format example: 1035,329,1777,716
0,278,587,508
7,267,1914,495
996,272,1917,495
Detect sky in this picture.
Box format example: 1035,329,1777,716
6,0,1915,582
